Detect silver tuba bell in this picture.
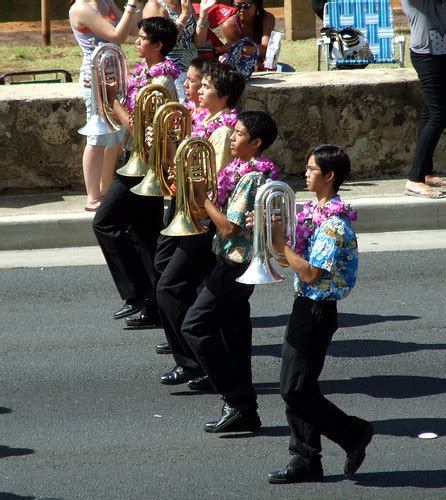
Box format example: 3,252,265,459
236,180,296,285
78,43,127,136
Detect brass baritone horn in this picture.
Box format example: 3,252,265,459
116,84,172,177
78,43,127,136
236,181,296,284
131,102,191,197
160,137,218,237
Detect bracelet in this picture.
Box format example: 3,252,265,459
197,21,208,29
126,3,137,8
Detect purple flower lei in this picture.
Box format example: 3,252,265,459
124,59,180,112
293,197,358,255
192,108,237,139
217,156,280,208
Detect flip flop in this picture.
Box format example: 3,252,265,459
85,199,102,212
425,176,446,188
404,189,445,199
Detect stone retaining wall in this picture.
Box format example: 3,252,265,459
0,69,445,193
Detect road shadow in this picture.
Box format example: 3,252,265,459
327,339,446,357
253,339,445,359
219,425,290,439
0,446,34,459
372,417,445,437
251,312,419,330
0,407,12,414
321,375,446,398
0,494,37,499
325,470,446,488
254,375,446,398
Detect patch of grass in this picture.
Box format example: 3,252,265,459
0,32,412,80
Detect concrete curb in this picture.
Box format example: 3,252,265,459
1,196,445,251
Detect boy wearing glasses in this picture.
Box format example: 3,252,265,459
267,145,373,483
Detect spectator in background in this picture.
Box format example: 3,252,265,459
69,0,143,211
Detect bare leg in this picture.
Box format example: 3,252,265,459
101,144,121,196
83,144,105,210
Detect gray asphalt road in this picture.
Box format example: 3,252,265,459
1,249,445,499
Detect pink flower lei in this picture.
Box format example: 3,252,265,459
293,197,358,255
125,59,180,112
192,108,237,139
217,156,280,208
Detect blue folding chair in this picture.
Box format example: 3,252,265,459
317,0,405,71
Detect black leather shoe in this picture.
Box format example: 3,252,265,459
155,342,172,355
113,301,141,320
160,366,202,385
204,403,261,433
267,462,323,484
187,375,213,391
125,310,161,329
344,422,374,476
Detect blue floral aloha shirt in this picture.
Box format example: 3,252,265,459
294,214,358,301
213,171,265,264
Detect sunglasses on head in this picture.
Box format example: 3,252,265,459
234,2,254,10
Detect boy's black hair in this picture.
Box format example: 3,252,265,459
188,57,211,75
138,17,177,57
237,110,278,153
307,144,351,192
202,62,246,108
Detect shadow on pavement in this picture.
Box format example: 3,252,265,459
252,339,445,358
0,407,12,414
0,494,37,499
321,375,446,398
251,312,419,330
372,417,446,437
325,470,446,488
0,446,34,459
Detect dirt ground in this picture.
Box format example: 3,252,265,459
0,20,76,46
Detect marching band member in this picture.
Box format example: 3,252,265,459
266,145,373,484
92,17,179,326
181,110,279,432
154,63,246,382
69,0,143,211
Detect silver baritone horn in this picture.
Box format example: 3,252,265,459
78,43,127,136
236,180,296,285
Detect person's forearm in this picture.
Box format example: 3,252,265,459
282,246,322,284
194,11,210,47
203,198,237,238
112,100,132,131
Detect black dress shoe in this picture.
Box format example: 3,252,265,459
113,301,141,320
125,310,161,329
267,462,323,484
160,366,203,385
204,403,261,433
187,375,213,391
155,342,172,355
344,422,374,476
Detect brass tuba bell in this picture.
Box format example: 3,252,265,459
160,137,218,237
131,102,191,197
116,84,172,177
78,43,127,136
236,181,296,284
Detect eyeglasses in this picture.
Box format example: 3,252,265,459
305,165,321,172
234,3,254,10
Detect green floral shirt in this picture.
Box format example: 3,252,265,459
213,171,266,263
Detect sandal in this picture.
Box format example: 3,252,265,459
425,175,446,188
85,199,102,212
405,188,445,199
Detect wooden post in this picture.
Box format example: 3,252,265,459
284,0,315,41
41,0,51,46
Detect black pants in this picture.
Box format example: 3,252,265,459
156,221,217,371
93,174,164,304
280,296,367,465
182,257,256,408
409,51,446,182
